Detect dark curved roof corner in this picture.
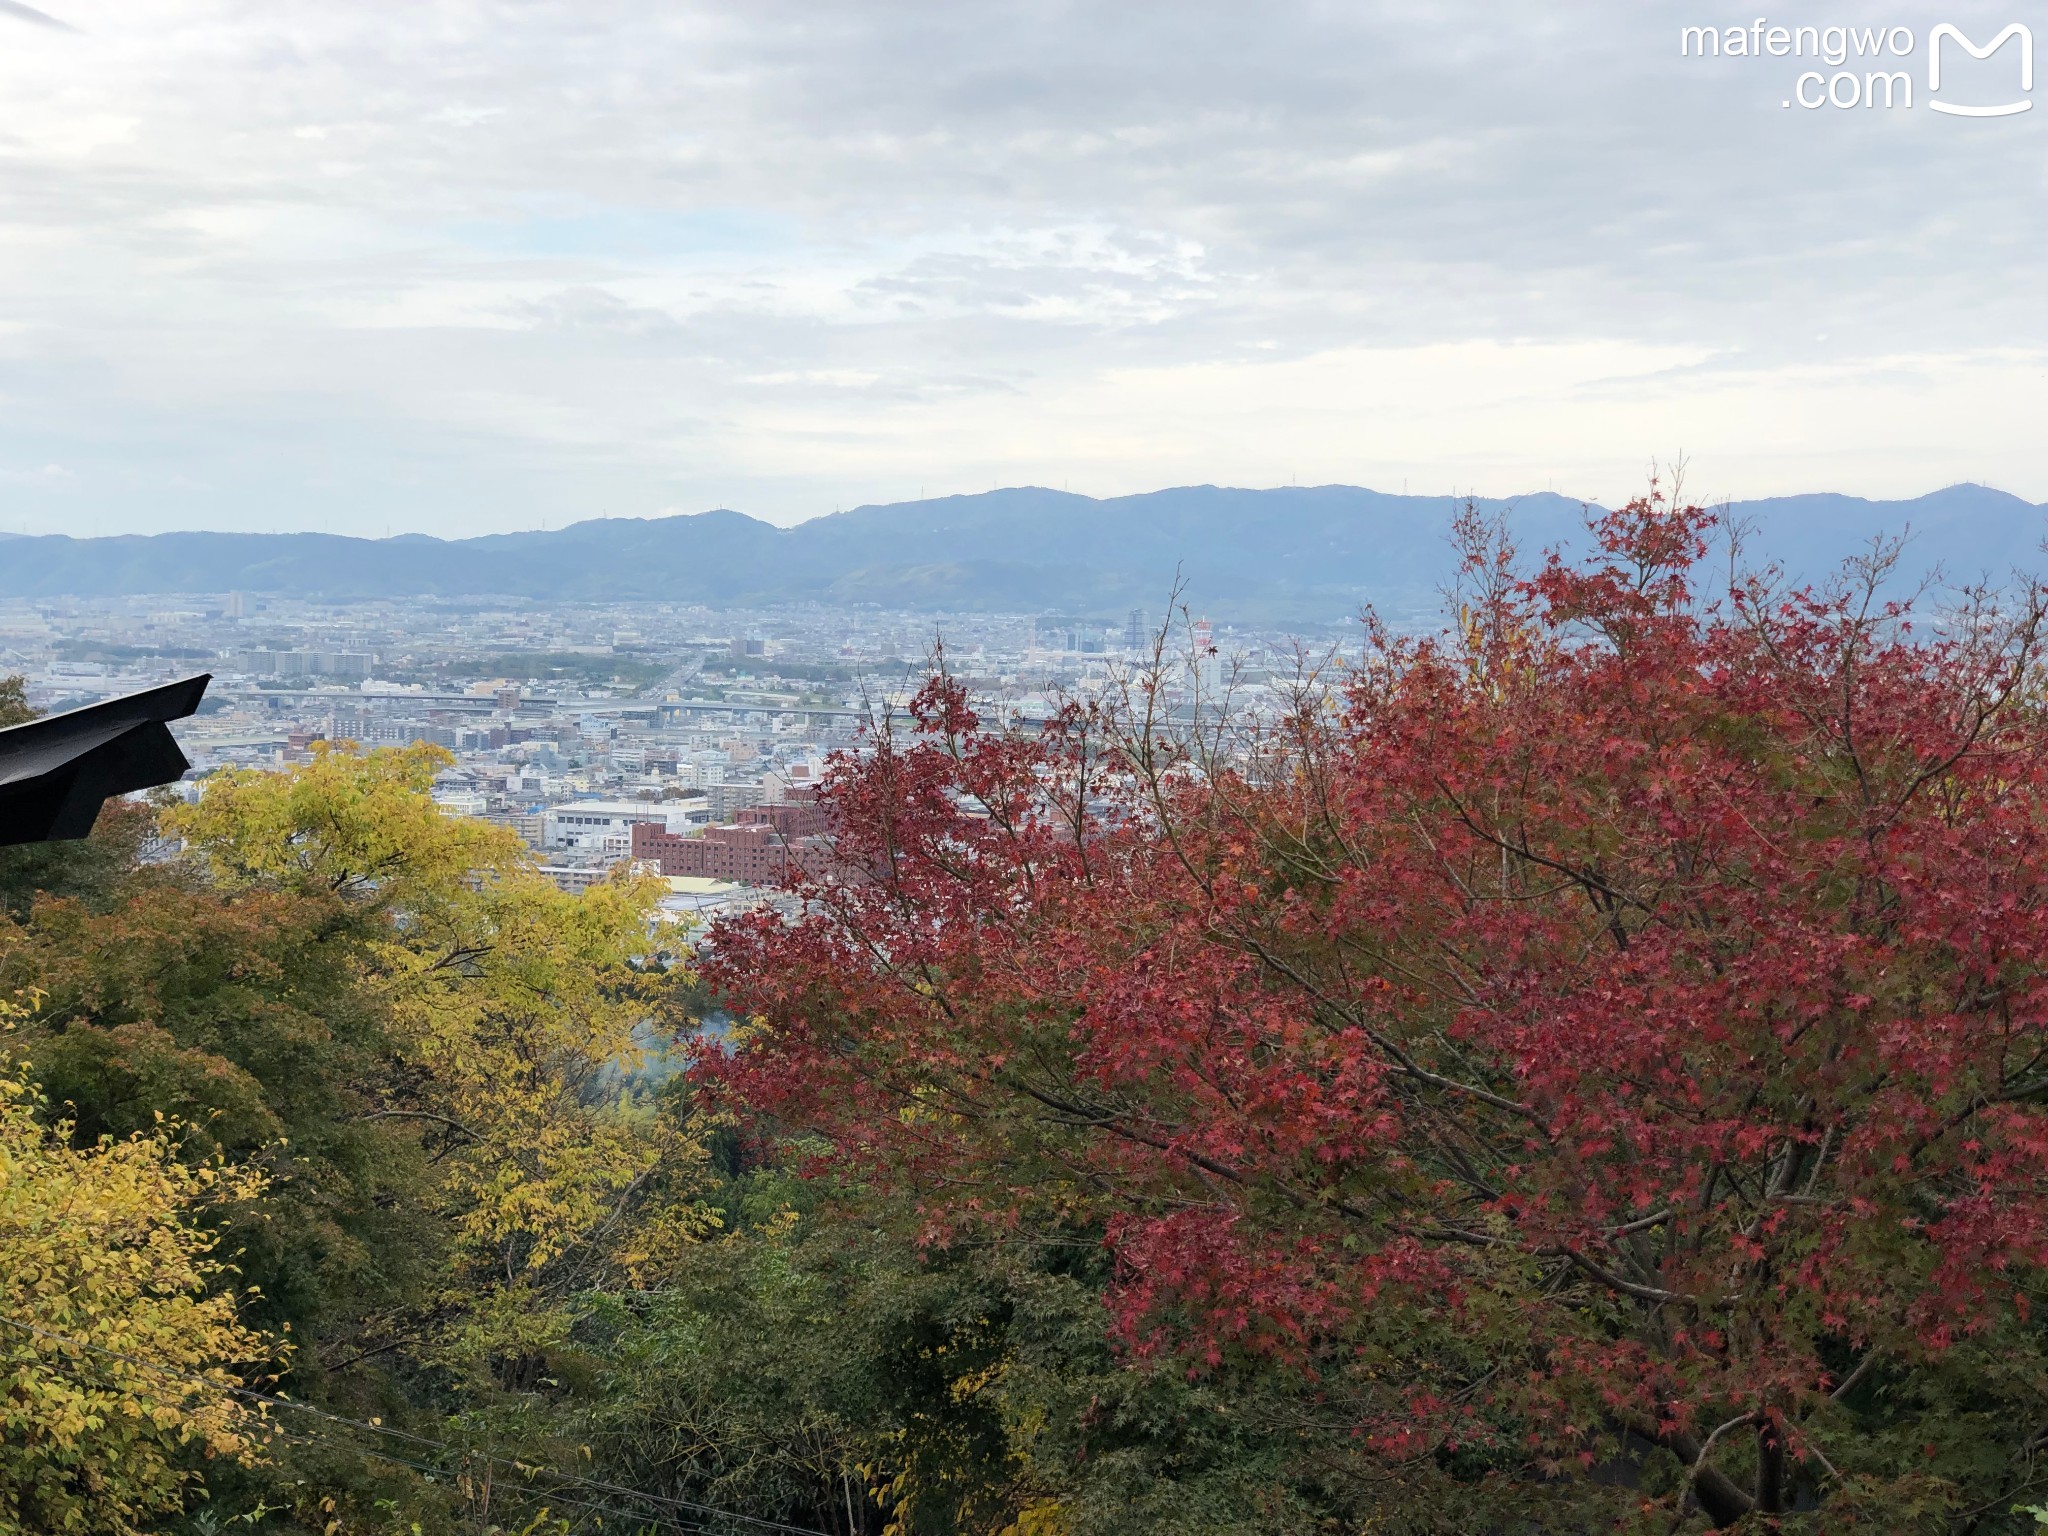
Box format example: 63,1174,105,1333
0,673,210,846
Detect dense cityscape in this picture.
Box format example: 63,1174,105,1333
0,592,1326,923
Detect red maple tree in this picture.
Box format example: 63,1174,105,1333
700,496,2048,1526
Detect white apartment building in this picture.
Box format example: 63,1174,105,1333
537,864,611,895
543,797,710,851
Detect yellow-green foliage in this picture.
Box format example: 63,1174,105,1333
0,1007,274,1536
168,744,711,1352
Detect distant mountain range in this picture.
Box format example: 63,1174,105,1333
2,484,2043,621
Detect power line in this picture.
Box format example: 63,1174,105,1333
0,1316,832,1536
235,1422,712,1536
11,1335,688,1536
6,1316,812,1534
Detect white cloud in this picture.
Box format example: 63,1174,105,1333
0,1,2038,535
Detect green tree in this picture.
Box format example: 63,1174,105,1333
0,742,707,1530
165,743,713,1358
0,675,28,728
0,1005,276,1536
580,1144,1365,1536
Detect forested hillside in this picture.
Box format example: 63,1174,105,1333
1,481,2042,620
12,500,2048,1532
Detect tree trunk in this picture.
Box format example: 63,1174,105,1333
1755,1416,1787,1515
1660,1427,1757,1528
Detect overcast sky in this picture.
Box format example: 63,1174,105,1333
0,1,2041,536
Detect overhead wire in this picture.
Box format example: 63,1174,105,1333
0,1315,834,1536
224,1423,714,1536
8,1332,692,1535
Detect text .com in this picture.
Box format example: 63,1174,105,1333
1680,21,2033,114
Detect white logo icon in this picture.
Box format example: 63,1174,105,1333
1928,23,2033,115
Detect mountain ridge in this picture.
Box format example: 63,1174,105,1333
2,483,2041,621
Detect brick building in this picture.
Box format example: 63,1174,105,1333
742,799,831,838
630,800,832,885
